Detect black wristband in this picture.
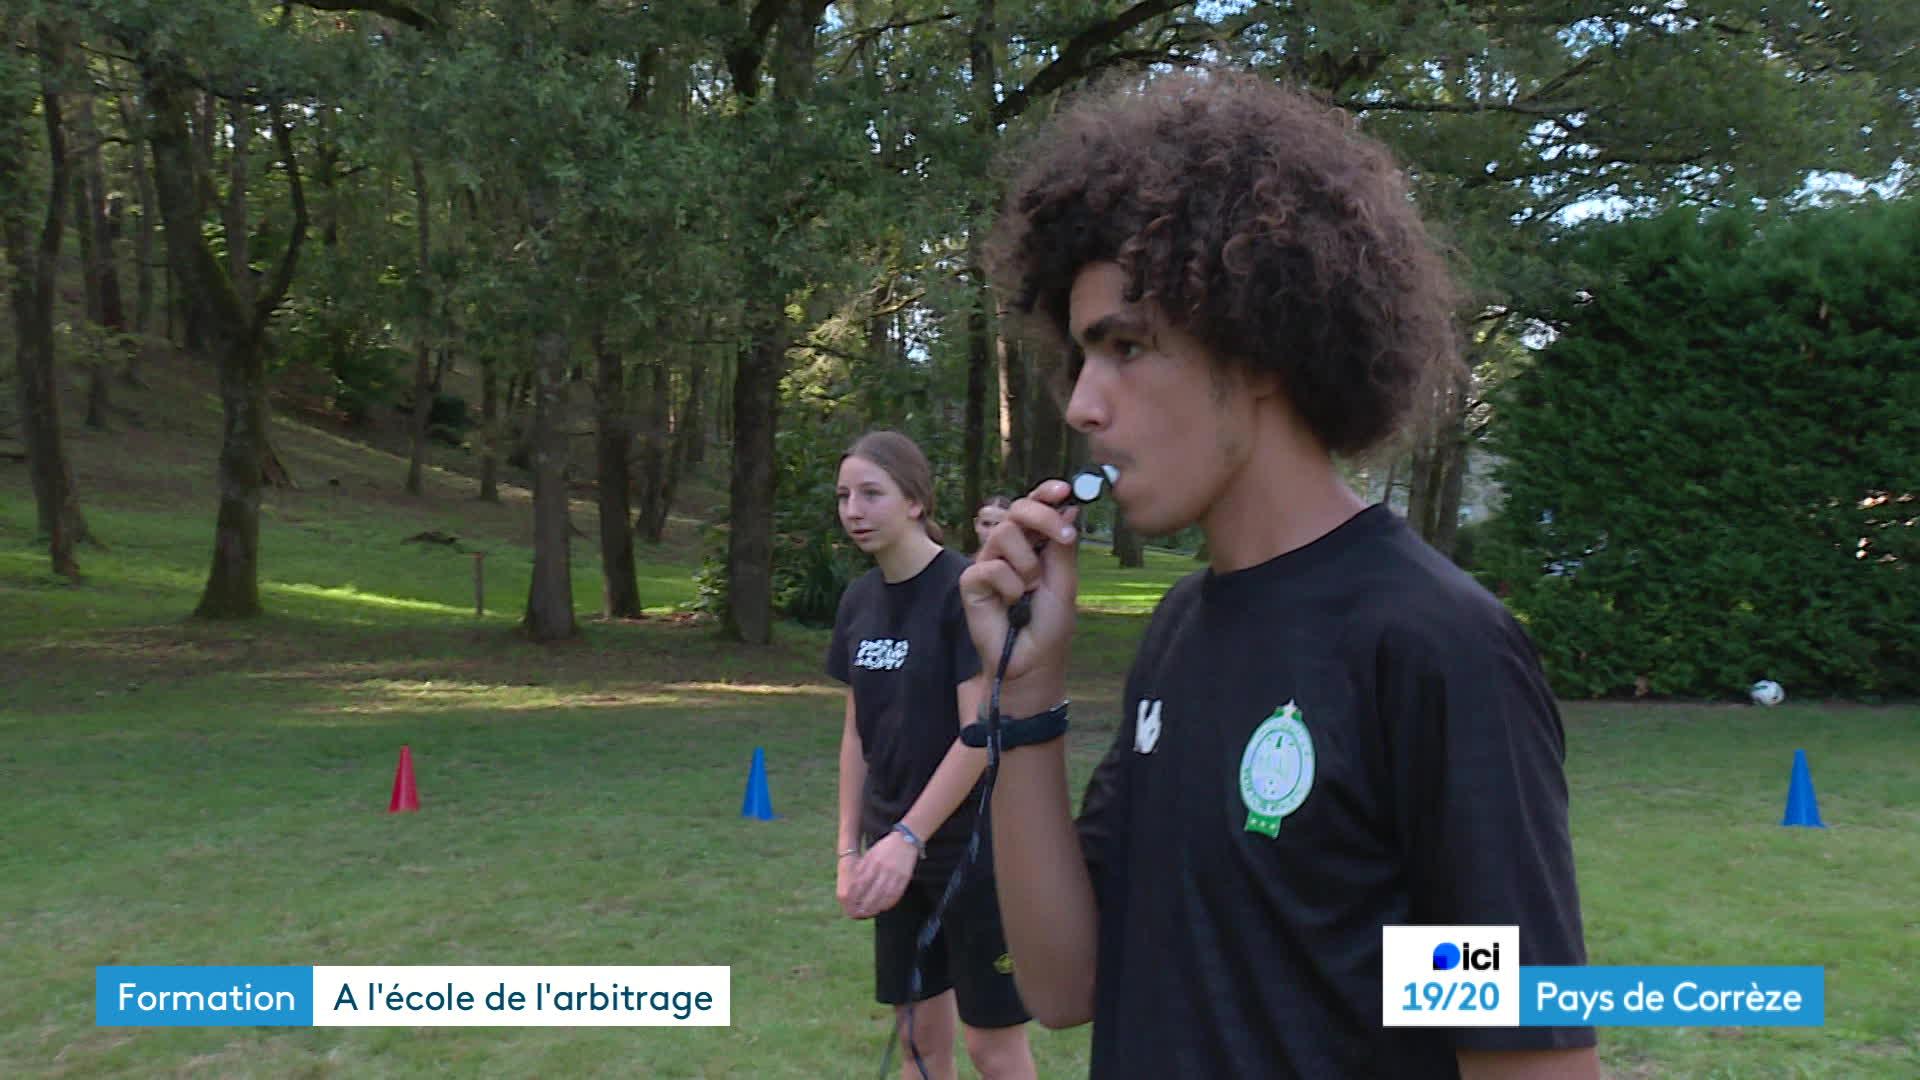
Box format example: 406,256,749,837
960,700,1070,750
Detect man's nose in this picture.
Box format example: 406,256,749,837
1064,361,1110,433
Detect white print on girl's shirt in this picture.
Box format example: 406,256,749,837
854,638,911,671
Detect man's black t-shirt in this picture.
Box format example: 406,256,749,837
1076,506,1594,1077
828,549,985,882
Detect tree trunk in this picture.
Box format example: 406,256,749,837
961,4,997,544
713,349,732,447
1406,442,1435,537
73,171,110,424
316,113,341,250
94,195,127,333
196,91,215,192
166,264,181,347
118,78,155,349
675,345,706,472
478,352,500,502
1028,380,1067,490
3,24,88,576
635,353,670,541
1112,507,1144,568
1406,368,1471,553
636,347,691,544
999,332,1029,491
506,371,529,419
522,322,577,640
70,113,100,324
681,344,706,467
404,155,433,495
724,326,783,644
656,382,690,540
9,306,88,578
144,67,304,618
85,365,111,430
194,334,268,617
594,328,641,618
1427,368,1474,557
76,81,126,333
223,100,252,307
720,0,827,643
68,86,116,431
1431,426,1469,559
70,174,111,430
963,269,990,551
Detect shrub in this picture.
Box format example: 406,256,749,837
1481,201,1918,699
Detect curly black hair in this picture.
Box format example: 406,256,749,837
986,71,1461,457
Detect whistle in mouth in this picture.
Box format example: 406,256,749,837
1062,463,1119,507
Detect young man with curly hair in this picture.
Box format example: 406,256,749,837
957,72,1598,1079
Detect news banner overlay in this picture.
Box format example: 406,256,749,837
97,966,311,1027
98,966,730,1027
1383,925,1520,1027
1522,966,1823,1027
1382,928,1825,1028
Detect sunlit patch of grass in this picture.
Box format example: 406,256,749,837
290,680,812,718
269,582,478,615
660,681,842,699
1077,547,1192,615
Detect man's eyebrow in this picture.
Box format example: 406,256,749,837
1074,312,1151,348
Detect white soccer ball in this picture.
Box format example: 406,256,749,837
1749,679,1785,707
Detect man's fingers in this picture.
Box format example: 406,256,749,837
1005,501,1078,553
1038,508,1083,604
981,488,1078,561
1025,478,1072,504
963,559,1030,609
976,514,1043,581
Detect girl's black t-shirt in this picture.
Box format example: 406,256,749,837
827,548,984,881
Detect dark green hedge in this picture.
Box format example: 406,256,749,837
1479,200,1918,700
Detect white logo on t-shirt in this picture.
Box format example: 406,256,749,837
853,638,910,671
1134,698,1163,753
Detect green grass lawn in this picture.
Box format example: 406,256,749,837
3,385,1915,1077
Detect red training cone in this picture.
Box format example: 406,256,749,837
388,744,421,813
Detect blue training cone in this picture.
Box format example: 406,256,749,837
1781,749,1824,828
741,746,776,821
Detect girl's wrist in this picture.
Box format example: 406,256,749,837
889,821,927,859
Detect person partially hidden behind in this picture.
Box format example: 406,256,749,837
973,495,1012,551
957,71,1599,1079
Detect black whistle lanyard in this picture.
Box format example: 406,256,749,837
876,467,1112,1080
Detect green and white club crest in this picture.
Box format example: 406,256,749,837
1238,700,1315,837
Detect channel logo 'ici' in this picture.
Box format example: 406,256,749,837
1431,941,1501,972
